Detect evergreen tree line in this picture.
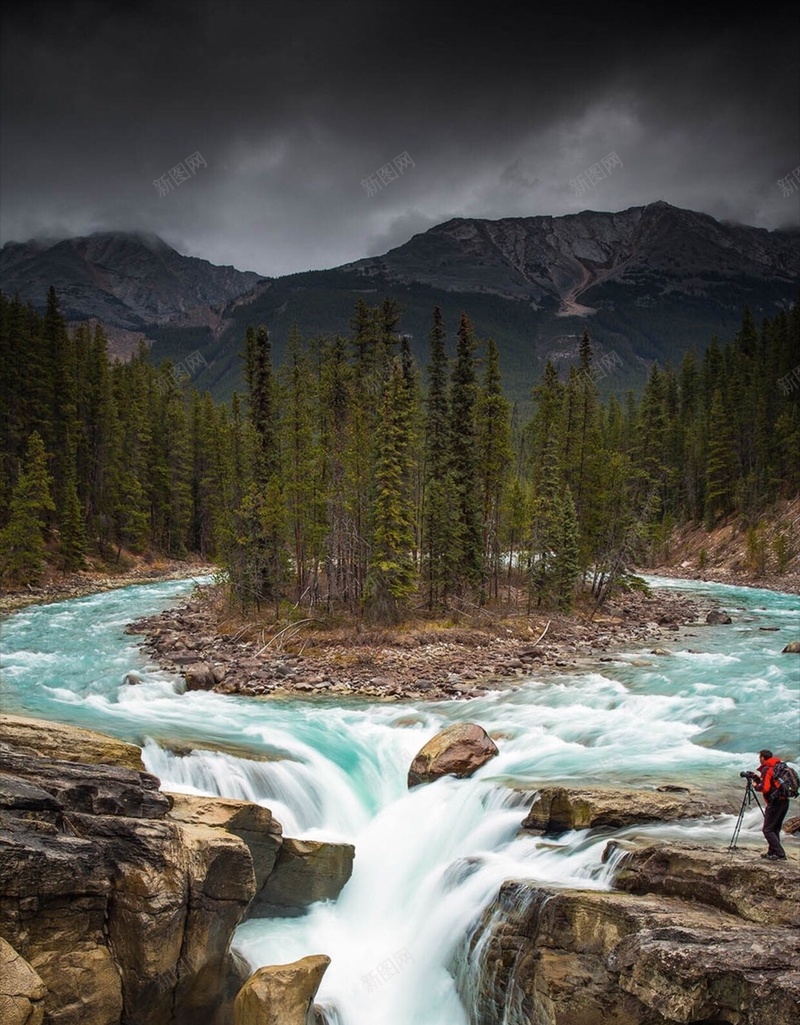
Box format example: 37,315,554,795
1,289,798,622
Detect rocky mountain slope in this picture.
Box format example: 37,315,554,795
343,202,799,311
0,232,263,355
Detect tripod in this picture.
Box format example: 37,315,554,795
728,778,764,850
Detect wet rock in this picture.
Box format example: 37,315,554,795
706,609,732,624
254,839,355,914
0,936,47,1025
408,723,499,788
234,955,330,1025
783,816,800,834
521,786,725,833
122,670,144,686
781,640,800,653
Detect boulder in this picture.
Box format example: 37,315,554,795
784,815,800,834
0,714,144,771
254,839,354,913
0,937,47,1025
234,955,330,1025
407,723,499,788
781,640,800,653
706,609,732,624
184,661,217,690
521,786,725,833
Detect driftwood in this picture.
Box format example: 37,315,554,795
255,618,314,656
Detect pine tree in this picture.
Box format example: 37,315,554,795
58,462,87,570
421,306,454,608
476,338,511,598
366,357,416,624
244,325,278,482
0,432,56,584
704,388,737,527
554,486,580,610
281,326,326,601
448,313,483,594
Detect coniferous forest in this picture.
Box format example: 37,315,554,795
1,287,798,621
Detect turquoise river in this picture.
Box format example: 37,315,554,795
1,575,798,1024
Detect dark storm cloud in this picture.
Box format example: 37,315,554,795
1,1,797,276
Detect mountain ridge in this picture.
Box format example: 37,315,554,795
2,204,797,403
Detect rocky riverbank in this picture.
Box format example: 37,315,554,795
125,583,721,701
0,560,217,614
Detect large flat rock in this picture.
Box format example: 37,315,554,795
0,715,144,771
610,840,800,927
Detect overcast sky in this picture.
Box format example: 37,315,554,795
1,1,798,277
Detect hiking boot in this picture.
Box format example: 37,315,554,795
761,853,786,860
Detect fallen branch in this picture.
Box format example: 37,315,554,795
256,618,314,656
531,620,551,647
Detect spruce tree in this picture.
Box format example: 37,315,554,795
0,432,56,584
448,313,483,594
476,337,511,598
366,357,416,624
421,306,454,608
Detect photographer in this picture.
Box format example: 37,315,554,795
751,749,789,860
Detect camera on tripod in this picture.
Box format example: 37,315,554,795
739,770,759,781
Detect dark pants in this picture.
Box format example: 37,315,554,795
762,797,789,857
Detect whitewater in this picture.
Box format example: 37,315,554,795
1,575,798,1024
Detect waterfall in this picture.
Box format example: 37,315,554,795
1,573,797,1025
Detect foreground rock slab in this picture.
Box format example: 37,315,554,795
234,955,330,1025
0,937,47,1025
457,872,800,1025
0,733,256,1025
521,785,725,833
611,840,800,927
408,722,499,787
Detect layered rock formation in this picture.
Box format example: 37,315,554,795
457,810,800,1025
0,717,352,1025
